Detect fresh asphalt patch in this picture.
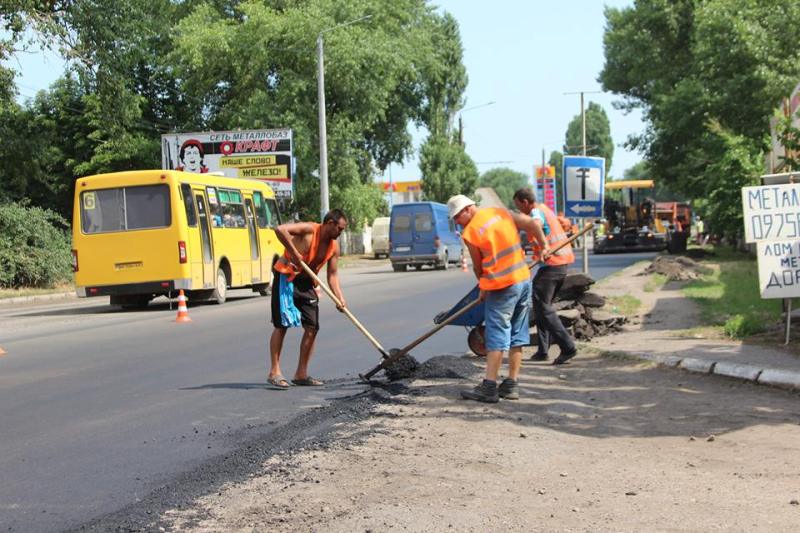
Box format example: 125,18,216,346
68,356,481,532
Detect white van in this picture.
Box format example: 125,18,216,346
371,217,390,258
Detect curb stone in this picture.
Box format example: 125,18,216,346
601,350,800,392
757,369,800,390
0,292,76,306
679,357,716,374
712,362,762,382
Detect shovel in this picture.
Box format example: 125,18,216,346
358,222,594,382
295,260,391,359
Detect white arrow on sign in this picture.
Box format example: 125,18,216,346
569,204,596,214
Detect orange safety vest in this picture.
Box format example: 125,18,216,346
462,208,529,291
530,204,575,267
273,223,338,282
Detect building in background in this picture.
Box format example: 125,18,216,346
382,180,423,205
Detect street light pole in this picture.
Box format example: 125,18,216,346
316,15,372,221
316,35,329,221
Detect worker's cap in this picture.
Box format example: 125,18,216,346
447,194,475,219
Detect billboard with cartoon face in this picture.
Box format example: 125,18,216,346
162,128,294,199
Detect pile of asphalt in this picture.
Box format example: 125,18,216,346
384,354,480,381
642,255,712,281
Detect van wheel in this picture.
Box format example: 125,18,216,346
414,265,423,271
438,251,450,270
392,263,406,272
211,268,228,304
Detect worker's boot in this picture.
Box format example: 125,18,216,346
498,378,519,400
461,380,499,403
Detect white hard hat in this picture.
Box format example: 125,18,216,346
447,194,475,219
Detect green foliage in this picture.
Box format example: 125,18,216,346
0,0,470,231
683,250,781,338
479,167,528,208
723,314,763,339
775,113,800,171
0,202,72,288
564,102,614,173
548,150,563,210
420,133,478,202
600,0,800,238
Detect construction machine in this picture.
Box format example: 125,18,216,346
594,180,669,254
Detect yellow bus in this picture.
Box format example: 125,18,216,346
72,169,285,307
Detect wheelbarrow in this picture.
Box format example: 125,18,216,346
432,222,594,357
432,284,489,356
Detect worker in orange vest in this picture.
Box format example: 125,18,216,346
556,211,574,237
514,188,577,365
448,194,532,403
268,209,348,390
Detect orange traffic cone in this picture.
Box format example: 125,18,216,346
0,346,6,356
174,290,192,323
460,254,469,272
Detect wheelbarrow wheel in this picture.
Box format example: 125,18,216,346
467,326,487,357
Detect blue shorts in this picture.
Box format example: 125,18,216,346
484,279,532,352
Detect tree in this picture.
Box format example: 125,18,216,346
1,0,471,229
479,167,528,208
600,0,800,238
564,101,614,173
419,133,478,202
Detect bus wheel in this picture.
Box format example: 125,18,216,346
211,268,228,304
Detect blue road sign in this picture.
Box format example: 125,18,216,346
563,156,605,218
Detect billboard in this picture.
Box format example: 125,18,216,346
161,128,294,199
534,165,557,213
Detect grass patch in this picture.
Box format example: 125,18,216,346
605,294,642,317
644,273,668,292
0,283,74,300
682,248,790,339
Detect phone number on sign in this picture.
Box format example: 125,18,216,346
749,212,800,240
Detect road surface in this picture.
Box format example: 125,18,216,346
0,252,654,531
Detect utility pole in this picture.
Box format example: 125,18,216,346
580,91,589,274
316,35,329,221
316,15,372,221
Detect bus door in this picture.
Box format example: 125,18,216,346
194,192,216,288
244,197,262,282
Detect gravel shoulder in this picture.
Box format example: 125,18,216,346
73,261,800,532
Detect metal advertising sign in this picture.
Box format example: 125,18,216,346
757,240,800,298
741,182,800,243
161,128,294,199
563,155,605,218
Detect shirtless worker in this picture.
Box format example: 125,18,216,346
267,210,348,389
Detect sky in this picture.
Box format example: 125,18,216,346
9,1,643,182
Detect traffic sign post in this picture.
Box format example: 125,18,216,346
563,155,605,273
563,156,605,217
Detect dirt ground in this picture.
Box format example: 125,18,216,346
152,262,800,532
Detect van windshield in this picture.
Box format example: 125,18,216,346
81,184,171,234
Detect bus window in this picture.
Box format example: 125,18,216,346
206,186,223,227
266,198,281,228
253,192,269,228
218,189,246,228
180,183,197,227
81,184,170,234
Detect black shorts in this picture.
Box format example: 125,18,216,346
271,271,320,331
